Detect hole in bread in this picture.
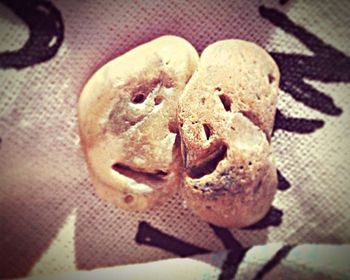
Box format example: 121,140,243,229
187,143,227,179
203,124,211,140
219,94,232,112
215,87,222,92
132,93,146,103
112,163,168,182
168,120,178,133
153,169,168,176
130,78,161,104
268,73,275,84
154,95,163,105
124,195,134,203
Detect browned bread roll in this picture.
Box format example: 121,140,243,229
177,39,280,228
79,36,199,210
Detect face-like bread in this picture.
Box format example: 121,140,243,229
177,40,280,228
79,36,199,210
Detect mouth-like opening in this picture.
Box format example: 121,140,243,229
187,143,227,179
112,163,168,182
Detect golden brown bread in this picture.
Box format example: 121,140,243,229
177,39,280,227
78,36,199,210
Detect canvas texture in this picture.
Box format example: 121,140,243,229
0,0,349,279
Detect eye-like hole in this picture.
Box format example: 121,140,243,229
268,73,275,84
187,143,227,179
203,124,211,140
219,94,232,112
154,95,163,105
124,195,134,203
130,78,161,104
131,94,146,103
215,87,222,92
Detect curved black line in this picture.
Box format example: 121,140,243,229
276,69,342,116
209,225,248,280
273,109,324,134
252,244,295,280
218,248,249,280
277,169,291,191
135,221,211,257
0,0,64,69
243,206,283,230
279,0,289,5
209,224,243,250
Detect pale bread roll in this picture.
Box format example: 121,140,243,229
79,36,199,210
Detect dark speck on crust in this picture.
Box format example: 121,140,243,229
192,170,242,200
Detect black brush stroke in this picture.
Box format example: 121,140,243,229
218,248,249,280
260,5,348,116
243,206,283,230
277,169,291,191
273,109,324,134
0,0,64,69
252,244,295,280
209,225,248,280
135,221,210,257
209,224,244,250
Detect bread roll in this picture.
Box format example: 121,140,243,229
177,39,279,227
79,36,199,210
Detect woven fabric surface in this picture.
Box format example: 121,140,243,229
0,0,349,278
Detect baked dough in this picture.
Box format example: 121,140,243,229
177,39,280,227
79,36,199,210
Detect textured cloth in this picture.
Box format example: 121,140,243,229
0,0,350,279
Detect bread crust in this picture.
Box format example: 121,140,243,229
79,36,199,210
177,40,280,227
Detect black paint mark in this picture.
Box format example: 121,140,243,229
209,224,243,250
135,221,210,257
260,6,348,116
0,0,64,69
277,169,291,191
219,249,248,280
252,244,295,280
273,109,324,134
243,206,283,230
209,225,248,280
